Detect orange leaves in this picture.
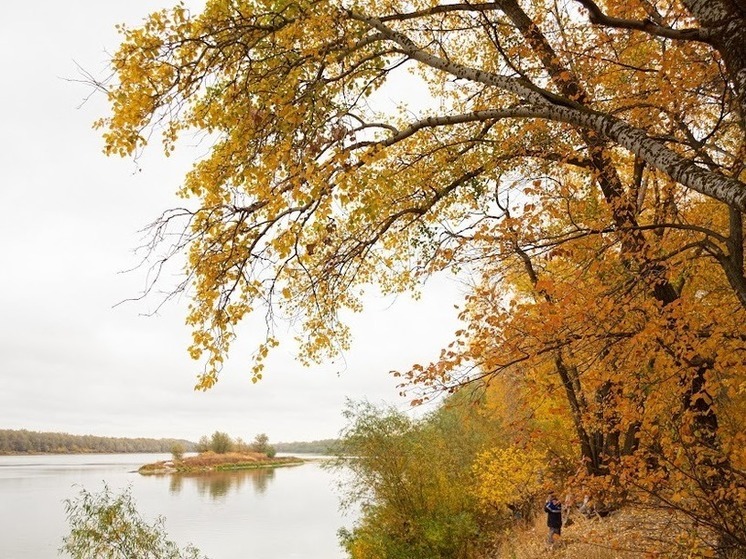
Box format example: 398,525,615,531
98,2,746,550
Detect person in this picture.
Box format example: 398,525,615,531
544,493,562,545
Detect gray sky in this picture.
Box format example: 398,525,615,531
0,1,463,443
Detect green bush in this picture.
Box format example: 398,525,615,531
170,443,185,462
334,398,503,559
60,484,207,559
209,431,234,454
251,433,276,457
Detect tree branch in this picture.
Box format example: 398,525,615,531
574,0,712,43
348,10,746,212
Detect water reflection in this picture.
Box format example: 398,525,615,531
1,456,349,559
167,468,277,499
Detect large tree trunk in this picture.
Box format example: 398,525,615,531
682,0,746,123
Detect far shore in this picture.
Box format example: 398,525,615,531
138,451,305,475
0,450,186,456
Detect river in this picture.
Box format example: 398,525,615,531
0,453,354,559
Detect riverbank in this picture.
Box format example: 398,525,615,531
138,450,305,474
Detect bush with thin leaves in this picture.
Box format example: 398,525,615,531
60,484,207,559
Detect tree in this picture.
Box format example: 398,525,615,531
195,435,211,453
472,446,546,521
61,485,206,559
209,431,233,454
100,1,746,555
171,442,185,462
100,0,745,384
233,436,250,453
250,433,276,458
429,224,746,549
335,399,503,559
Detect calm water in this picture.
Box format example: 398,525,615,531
0,453,353,559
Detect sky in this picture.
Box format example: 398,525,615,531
0,1,464,444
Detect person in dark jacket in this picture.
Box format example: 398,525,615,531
544,494,562,545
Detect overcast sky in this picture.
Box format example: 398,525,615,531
0,1,464,444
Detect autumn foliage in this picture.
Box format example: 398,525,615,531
336,399,506,559
100,0,746,556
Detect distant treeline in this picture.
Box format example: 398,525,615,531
0,429,195,455
274,439,339,454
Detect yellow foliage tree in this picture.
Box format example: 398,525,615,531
100,0,746,384
472,445,547,520
99,0,746,555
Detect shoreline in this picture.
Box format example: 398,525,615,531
0,450,183,456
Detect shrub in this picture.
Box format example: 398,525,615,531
60,484,206,559
170,443,185,462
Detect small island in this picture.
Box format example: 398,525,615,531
138,450,304,475
138,430,305,475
